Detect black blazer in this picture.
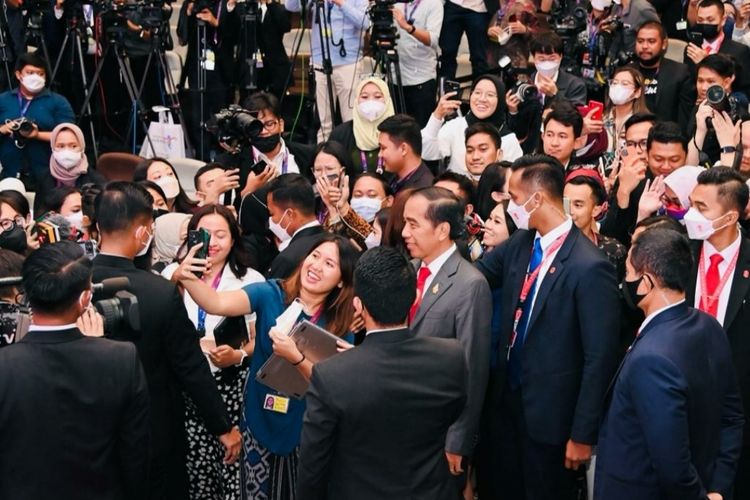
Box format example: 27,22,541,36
641,58,695,133
92,255,231,497
601,172,653,248
684,37,750,97
687,238,750,447
297,328,467,500
475,226,621,445
257,1,291,67
595,303,743,499
531,70,587,107
0,328,149,500
267,224,326,279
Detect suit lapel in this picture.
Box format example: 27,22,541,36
685,241,701,304
411,252,459,327
508,231,536,311
724,238,750,330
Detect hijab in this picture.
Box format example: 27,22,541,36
49,123,89,186
664,166,705,209
465,74,507,130
153,212,191,265
352,77,395,152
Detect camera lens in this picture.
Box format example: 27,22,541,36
706,85,726,105
95,298,123,333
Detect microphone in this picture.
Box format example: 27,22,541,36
92,277,131,295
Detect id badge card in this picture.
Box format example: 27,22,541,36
676,20,687,31
582,51,591,66
264,394,290,414
256,50,264,68
203,49,216,71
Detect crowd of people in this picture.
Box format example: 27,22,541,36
0,0,749,499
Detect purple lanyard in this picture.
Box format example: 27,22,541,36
359,150,384,174
406,0,423,23
253,147,289,174
213,0,223,45
197,268,223,334
17,94,31,117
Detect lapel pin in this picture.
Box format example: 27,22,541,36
549,266,556,274
744,270,749,279
432,283,440,294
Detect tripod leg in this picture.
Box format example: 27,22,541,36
79,43,111,117
116,51,155,154
51,27,72,84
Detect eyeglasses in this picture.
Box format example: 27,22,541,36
0,216,25,232
471,90,498,99
625,139,648,150
262,119,279,131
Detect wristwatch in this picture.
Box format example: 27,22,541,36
720,146,737,154
408,23,416,34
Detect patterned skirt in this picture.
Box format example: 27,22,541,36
240,425,299,500
185,367,247,500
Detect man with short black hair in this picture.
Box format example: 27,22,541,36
193,162,240,206
541,102,587,171
529,31,587,107
476,154,621,499
378,114,434,194
266,173,325,279
434,171,477,215
684,167,750,498
596,227,743,500
92,182,241,500
464,122,503,180
0,241,150,500
297,246,467,500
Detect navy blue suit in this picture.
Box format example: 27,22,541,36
595,303,744,500
475,225,621,498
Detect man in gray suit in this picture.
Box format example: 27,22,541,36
402,186,492,486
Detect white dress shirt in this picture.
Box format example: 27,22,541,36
28,322,78,332
279,220,321,252
639,299,686,335
421,243,458,294
528,218,573,315
693,233,741,326
253,139,300,175
394,0,444,86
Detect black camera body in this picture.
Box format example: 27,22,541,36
705,85,740,128
552,6,587,38
95,290,140,337
9,118,36,149
511,82,539,103
208,105,263,149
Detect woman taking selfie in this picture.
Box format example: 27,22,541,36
174,233,357,499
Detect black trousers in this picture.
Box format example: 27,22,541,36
735,446,750,500
402,79,438,129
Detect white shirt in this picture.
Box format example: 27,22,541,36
421,243,458,294
254,139,300,175
28,322,78,332
639,299,686,335
394,0,444,86
528,218,573,315
162,262,265,372
693,233,741,326
449,0,487,13
366,326,407,337
421,115,524,176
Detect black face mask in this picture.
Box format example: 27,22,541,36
153,208,169,220
0,226,27,254
696,23,721,41
254,133,281,154
622,275,650,311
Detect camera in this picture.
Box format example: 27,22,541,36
8,118,36,149
705,85,740,128
207,105,264,149
368,0,412,52
552,6,587,38
511,82,539,103
496,56,537,107
94,291,140,337
0,302,31,348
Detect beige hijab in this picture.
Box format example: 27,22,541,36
352,77,395,151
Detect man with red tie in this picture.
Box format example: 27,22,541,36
684,166,750,500
402,186,492,492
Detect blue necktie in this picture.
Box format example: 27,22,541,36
509,237,543,389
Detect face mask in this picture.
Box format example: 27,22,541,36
254,133,281,154
268,210,291,245
53,149,82,170
66,210,84,229
350,196,382,222
21,74,45,93
608,84,634,105
154,175,180,200
153,208,169,219
506,193,538,231
622,275,649,311
696,23,720,41
135,227,153,257
663,203,688,221
683,207,730,240
536,60,560,79
364,231,381,249
0,226,27,254
357,100,387,122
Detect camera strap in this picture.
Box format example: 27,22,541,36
197,268,225,335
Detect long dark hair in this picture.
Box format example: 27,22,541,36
0,190,30,219
281,233,358,337
181,204,257,277
382,187,413,253
134,158,198,214
476,161,511,220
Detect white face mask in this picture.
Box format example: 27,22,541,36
136,227,154,257
66,210,84,229
358,100,387,122
683,207,730,240
608,84,634,106
364,231,381,249
53,149,82,169
268,210,292,246
155,175,180,200
536,60,560,79
350,196,382,222
21,74,45,93
507,193,538,231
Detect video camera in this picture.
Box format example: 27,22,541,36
207,105,264,150
368,0,412,51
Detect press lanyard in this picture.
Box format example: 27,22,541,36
253,146,289,174
197,267,224,334
359,149,384,174
507,232,568,360
17,94,31,117
390,165,419,192
213,0,222,44
698,245,740,315
406,0,422,23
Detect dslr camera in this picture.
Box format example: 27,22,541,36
705,85,740,128
8,118,36,149
207,105,264,150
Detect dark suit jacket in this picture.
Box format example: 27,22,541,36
534,70,587,107
595,303,744,500
267,223,326,279
394,162,435,195
601,172,652,248
475,225,621,445
684,37,750,97
641,58,695,132
411,250,492,456
92,255,231,498
297,328,467,500
0,328,149,500
686,238,750,447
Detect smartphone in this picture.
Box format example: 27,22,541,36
326,172,342,187
576,104,590,117
187,228,210,278
688,31,704,47
588,100,604,121
440,77,462,101
79,240,98,260
250,159,268,176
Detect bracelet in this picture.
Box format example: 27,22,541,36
408,24,416,34
234,349,247,367
292,353,306,366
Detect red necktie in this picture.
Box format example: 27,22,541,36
409,267,432,323
703,253,724,317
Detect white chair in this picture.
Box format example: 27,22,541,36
283,28,311,58
665,38,687,64
164,51,183,91
456,34,472,79
170,157,205,201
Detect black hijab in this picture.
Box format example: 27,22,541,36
465,74,507,131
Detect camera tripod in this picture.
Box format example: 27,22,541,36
313,0,339,136
236,0,259,99
370,43,405,114
0,4,15,90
